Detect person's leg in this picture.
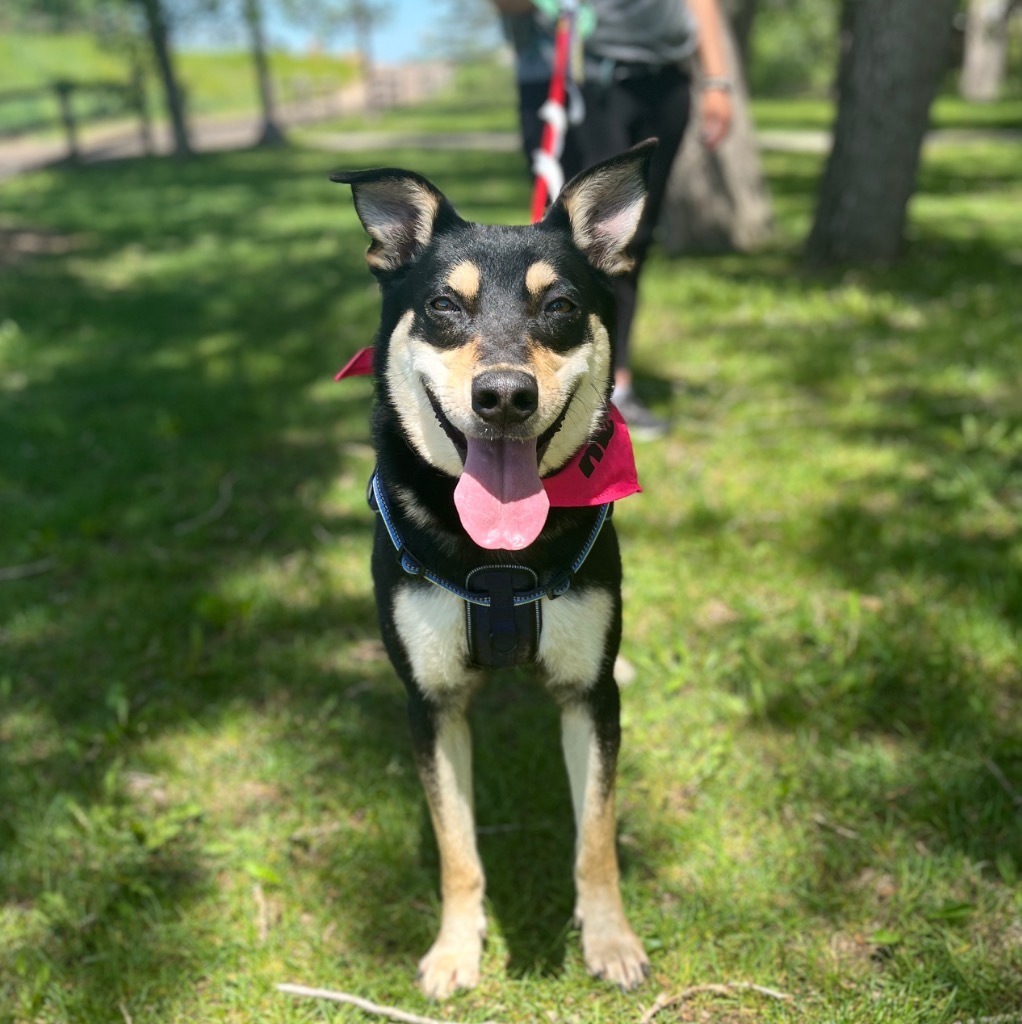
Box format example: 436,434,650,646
606,70,692,437
613,68,691,379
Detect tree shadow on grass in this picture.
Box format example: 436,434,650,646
0,144,592,1015
641,175,1022,1011
0,146,392,1017
327,668,580,981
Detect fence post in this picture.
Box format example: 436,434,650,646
54,80,79,162
131,67,153,155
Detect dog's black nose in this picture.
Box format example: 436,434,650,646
471,370,539,427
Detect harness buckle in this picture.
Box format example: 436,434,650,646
545,568,574,600
397,547,424,576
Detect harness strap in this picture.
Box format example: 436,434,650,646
368,470,609,606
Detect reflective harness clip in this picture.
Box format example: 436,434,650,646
545,568,574,600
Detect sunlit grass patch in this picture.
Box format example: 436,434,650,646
1,132,1020,1022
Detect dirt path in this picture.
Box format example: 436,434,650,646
0,62,453,182
3,71,1017,183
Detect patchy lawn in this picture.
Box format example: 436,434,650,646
0,130,1020,1024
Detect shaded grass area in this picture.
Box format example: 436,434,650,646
1,135,1021,1024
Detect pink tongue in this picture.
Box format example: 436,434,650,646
454,436,550,550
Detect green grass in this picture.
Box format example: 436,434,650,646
1,125,1021,1023
307,61,1022,138
0,32,356,136
747,95,1022,133
301,60,520,136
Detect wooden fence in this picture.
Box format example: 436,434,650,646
0,74,151,160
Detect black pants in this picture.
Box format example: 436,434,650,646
518,65,692,371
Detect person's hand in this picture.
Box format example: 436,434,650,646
699,86,732,151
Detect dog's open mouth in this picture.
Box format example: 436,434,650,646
425,384,575,551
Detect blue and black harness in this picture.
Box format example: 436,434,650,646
368,470,610,669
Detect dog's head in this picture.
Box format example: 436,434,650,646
332,141,653,550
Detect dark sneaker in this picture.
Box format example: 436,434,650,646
612,389,669,440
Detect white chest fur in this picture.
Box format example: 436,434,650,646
391,583,614,694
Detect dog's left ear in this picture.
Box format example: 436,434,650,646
331,168,462,274
543,139,656,277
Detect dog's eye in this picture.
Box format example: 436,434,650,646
429,296,460,313
545,297,576,315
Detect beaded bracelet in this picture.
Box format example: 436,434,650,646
700,75,734,92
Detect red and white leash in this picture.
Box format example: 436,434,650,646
530,0,580,222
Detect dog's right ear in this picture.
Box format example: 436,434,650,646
331,168,462,274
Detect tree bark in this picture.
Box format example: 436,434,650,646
806,0,957,265
661,14,773,255
243,0,286,145
724,0,760,72
960,0,1011,102
137,0,191,158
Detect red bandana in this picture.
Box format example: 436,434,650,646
336,347,641,507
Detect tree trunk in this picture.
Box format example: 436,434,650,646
806,0,956,265
138,0,191,158
724,0,760,72
661,15,773,255
960,0,1011,101
353,5,377,114
243,0,286,145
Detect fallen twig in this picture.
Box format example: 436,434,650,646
811,811,861,841
983,757,1022,810
0,556,55,582
252,883,270,943
173,473,235,536
953,1016,1022,1024
639,982,793,1024
277,983,491,1024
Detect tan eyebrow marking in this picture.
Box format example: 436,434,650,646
446,260,481,301
525,260,558,297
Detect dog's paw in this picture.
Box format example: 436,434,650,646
417,933,483,1000
581,919,650,991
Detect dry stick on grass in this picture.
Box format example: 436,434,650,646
0,556,56,582
278,980,792,1024
276,984,496,1024
173,472,235,536
639,983,793,1024
252,883,270,943
983,757,1022,810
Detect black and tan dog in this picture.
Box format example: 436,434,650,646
332,141,654,999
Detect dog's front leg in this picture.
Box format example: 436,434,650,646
411,700,487,999
560,685,649,989
391,583,486,999
561,692,649,990
542,587,649,990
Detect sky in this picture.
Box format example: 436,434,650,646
260,0,497,65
